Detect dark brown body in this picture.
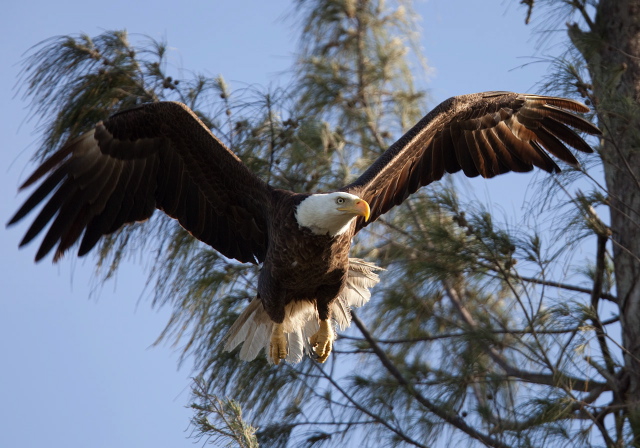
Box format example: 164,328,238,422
259,191,353,323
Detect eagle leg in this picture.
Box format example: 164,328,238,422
310,319,334,363
270,323,288,365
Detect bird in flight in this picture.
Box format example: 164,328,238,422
9,91,600,364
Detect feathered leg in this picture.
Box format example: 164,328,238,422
312,285,340,363
270,323,288,365
310,319,334,363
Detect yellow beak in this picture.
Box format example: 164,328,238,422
339,198,370,222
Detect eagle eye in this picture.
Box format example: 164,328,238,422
336,197,346,205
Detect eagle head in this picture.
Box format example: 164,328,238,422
295,192,370,236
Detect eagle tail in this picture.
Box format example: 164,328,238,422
223,258,384,364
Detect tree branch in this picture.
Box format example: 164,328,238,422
570,0,596,31
351,312,515,448
339,325,602,344
379,217,619,303
590,233,618,376
312,362,430,448
443,279,607,392
489,381,610,433
496,269,617,303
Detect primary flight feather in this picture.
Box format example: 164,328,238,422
9,91,600,364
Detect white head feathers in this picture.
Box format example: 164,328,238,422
295,192,370,237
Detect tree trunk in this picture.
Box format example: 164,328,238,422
578,0,640,442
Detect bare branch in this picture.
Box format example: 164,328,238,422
443,279,606,392
312,362,430,448
351,312,515,448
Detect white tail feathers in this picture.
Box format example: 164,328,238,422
223,258,383,364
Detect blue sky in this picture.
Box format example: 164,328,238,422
1,1,568,447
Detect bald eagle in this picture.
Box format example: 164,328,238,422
9,91,600,364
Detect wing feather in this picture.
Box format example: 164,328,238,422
159,149,185,216
21,182,74,249
453,125,479,177
343,92,600,232
441,126,460,174
77,158,144,256
484,127,530,173
42,157,122,260
104,158,148,233
55,154,125,259
10,101,272,263
9,166,67,225
429,134,444,183
474,130,502,177
541,116,595,153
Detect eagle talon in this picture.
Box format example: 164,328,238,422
310,320,334,363
270,323,288,365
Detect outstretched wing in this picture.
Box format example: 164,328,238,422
9,101,272,264
342,91,600,232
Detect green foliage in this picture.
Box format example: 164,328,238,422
190,379,260,448
21,32,160,159
293,0,426,163
16,0,628,447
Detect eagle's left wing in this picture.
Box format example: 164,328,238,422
342,91,601,232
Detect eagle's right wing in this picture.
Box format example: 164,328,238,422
9,101,272,264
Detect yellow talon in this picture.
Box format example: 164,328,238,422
270,323,288,365
310,319,334,363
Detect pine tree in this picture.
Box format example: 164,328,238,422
15,0,639,446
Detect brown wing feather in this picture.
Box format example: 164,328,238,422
9,101,272,264
343,91,600,232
